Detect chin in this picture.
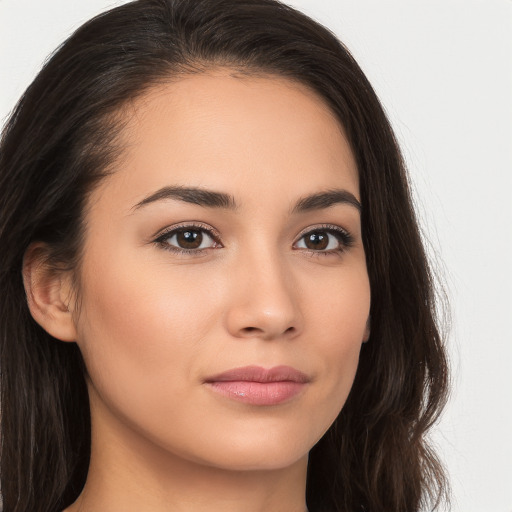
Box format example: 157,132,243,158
181,428,316,472
205,449,308,472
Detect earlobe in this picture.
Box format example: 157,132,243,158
22,243,77,342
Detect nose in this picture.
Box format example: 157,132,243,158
224,251,303,341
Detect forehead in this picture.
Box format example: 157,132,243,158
94,70,359,211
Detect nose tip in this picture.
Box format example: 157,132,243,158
224,262,303,341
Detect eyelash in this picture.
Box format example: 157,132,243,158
153,222,355,258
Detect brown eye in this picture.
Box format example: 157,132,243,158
175,229,204,249
156,226,220,252
303,232,329,250
294,226,354,254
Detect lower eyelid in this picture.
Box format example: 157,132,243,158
153,224,354,254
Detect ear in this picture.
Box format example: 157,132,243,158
22,243,77,342
362,317,371,343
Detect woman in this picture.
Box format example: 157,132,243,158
0,0,449,511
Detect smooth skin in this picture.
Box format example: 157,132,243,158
24,70,371,512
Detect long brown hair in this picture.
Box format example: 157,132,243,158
0,1,449,510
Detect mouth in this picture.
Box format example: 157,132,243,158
204,365,310,406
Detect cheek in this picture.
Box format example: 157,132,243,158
306,260,370,337
74,251,222,412
309,266,370,400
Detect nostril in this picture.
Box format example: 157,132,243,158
239,325,296,338
242,327,259,333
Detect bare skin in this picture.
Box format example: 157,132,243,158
25,70,370,512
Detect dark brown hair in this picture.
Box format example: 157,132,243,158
0,1,449,511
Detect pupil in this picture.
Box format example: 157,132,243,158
306,232,328,250
177,230,202,249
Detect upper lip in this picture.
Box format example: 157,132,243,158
204,365,310,383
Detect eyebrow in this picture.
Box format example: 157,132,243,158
132,185,361,214
132,186,237,211
291,188,361,214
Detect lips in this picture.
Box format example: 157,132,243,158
204,365,309,405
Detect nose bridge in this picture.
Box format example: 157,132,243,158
224,240,303,340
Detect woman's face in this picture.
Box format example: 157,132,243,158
72,71,370,471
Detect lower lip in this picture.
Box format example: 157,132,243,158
206,381,306,405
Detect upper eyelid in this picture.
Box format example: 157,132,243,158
153,222,353,247
295,223,350,238
153,222,222,242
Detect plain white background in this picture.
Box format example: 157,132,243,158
1,1,511,511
